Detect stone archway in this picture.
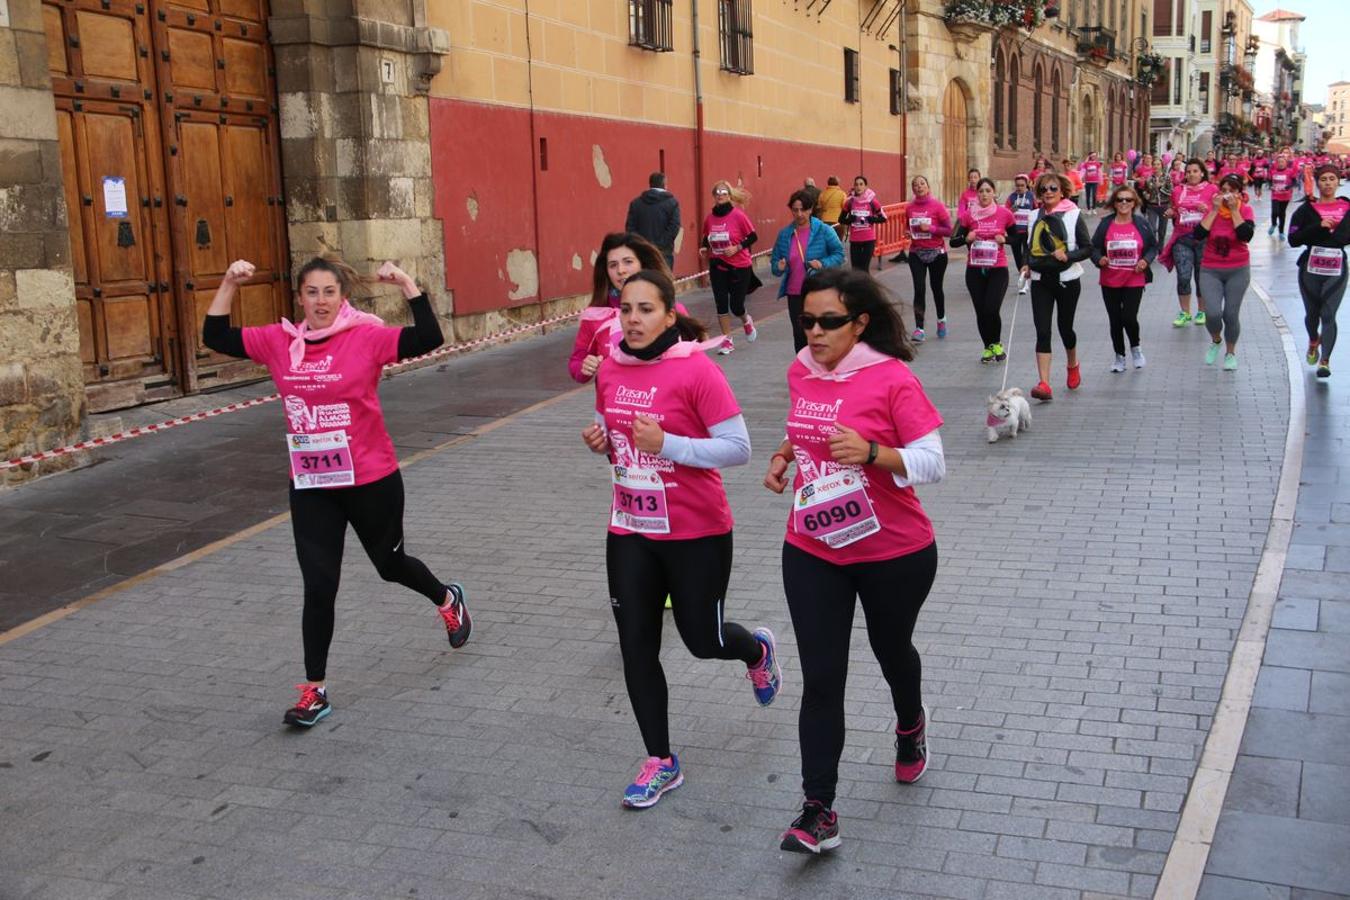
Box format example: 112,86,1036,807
942,79,974,206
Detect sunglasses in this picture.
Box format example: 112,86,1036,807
798,313,856,331
1114,197,1136,204
1037,185,1061,194
713,189,731,196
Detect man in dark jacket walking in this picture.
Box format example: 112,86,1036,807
625,172,681,270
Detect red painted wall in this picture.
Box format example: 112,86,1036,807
430,97,904,315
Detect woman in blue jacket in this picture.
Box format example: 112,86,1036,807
771,189,847,351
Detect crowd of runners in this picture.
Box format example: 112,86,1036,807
202,142,1348,857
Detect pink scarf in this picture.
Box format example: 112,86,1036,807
281,299,385,370
797,341,894,381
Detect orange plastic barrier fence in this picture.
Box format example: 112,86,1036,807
872,202,910,263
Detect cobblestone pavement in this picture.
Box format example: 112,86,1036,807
1198,216,1350,900
1,246,1291,899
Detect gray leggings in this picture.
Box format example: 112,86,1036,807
1197,266,1251,345
1173,237,1205,297
1299,266,1348,360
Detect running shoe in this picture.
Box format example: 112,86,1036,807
980,346,995,364
1018,281,1029,295
621,754,683,809
283,684,331,728
1317,363,1331,379
895,703,930,784
1172,311,1192,327
1131,347,1146,369
936,319,948,339
911,328,925,344
717,337,734,356
1307,341,1321,365
1030,381,1053,401
1194,311,1207,326
1205,342,1222,366
1066,365,1082,390
779,800,841,854
1268,224,1276,236
991,342,1007,362
743,316,758,342
747,628,782,707
438,583,472,649
1223,352,1238,371
1279,231,1286,242
1110,355,1127,373
1016,273,1028,294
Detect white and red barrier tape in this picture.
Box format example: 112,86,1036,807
2,251,771,471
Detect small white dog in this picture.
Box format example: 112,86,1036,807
986,388,1033,443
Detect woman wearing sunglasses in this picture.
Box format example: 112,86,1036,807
1090,186,1158,373
1192,173,1256,370
700,180,759,355
763,268,945,855
1025,173,1092,401
581,269,782,810
950,177,1018,363
771,189,847,352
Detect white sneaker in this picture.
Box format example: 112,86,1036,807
1131,346,1146,369
1110,355,1127,373
743,317,758,342
717,337,734,355
1016,274,1028,294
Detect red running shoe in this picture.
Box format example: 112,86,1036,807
895,704,930,784
1030,381,1053,401
1066,365,1082,390
283,684,331,728
438,583,472,648
780,800,841,854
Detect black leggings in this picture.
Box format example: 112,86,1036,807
1272,199,1290,234
607,531,760,759
784,540,937,807
709,264,749,318
964,266,1009,347
1031,278,1081,354
1299,266,1348,360
289,470,446,682
1009,232,1028,271
849,240,876,272
787,293,807,352
1101,285,1144,355
908,253,948,329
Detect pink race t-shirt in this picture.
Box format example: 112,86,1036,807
1312,200,1350,231
906,196,952,252
703,206,755,268
1173,182,1219,236
1081,161,1103,183
1110,163,1128,185
243,324,402,487
595,351,741,540
957,189,979,218
783,355,943,564
1201,204,1256,269
1270,168,1295,201
959,205,1015,268
842,194,883,242
1100,219,1147,288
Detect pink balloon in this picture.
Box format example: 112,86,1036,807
1127,149,1138,161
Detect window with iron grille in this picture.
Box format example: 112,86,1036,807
718,0,754,75
629,0,674,52
889,68,902,115
844,48,860,103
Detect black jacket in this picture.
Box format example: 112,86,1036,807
625,189,681,253
1089,213,1159,275
1288,198,1350,270
1027,209,1092,281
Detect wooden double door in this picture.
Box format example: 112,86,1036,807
43,0,289,411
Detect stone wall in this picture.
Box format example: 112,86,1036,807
269,0,451,327
0,0,83,485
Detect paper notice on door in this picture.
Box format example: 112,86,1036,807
102,177,128,219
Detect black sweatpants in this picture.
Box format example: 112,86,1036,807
607,531,761,759
908,253,948,330
1101,285,1144,356
289,470,447,682
787,293,807,352
964,266,1009,347
709,263,750,317
1030,277,1081,353
1272,199,1290,234
783,540,937,808
849,240,876,272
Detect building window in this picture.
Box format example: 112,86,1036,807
1173,57,1183,105
844,47,860,103
993,48,1005,147
629,0,674,51
1033,66,1044,151
1200,11,1211,54
1174,0,1185,37
1052,68,1062,152
1153,0,1169,36
889,68,902,115
718,0,754,75
1199,71,1209,114
1152,58,1170,105
1007,56,1020,151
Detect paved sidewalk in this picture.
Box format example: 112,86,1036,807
1198,216,1350,900
1,249,1292,899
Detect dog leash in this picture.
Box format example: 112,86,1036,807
1000,272,1022,394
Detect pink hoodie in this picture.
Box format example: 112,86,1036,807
905,195,953,252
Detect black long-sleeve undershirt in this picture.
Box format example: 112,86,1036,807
202,294,444,361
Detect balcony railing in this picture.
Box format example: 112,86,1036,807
1076,26,1116,64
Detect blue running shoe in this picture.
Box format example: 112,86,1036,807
622,754,683,809
747,628,782,706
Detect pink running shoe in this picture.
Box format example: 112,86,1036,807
895,703,930,784
743,316,758,342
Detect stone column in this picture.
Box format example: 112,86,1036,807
0,0,83,484
269,0,450,324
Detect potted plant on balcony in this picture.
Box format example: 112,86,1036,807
1136,50,1164,85
943,0,998,40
